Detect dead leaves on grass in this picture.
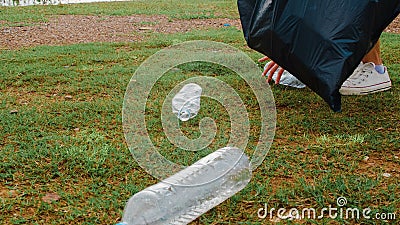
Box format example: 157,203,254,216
42,192,61,203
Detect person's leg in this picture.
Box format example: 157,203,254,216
362,40,383,65
361,40,386,74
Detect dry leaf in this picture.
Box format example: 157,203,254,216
42,192,60,203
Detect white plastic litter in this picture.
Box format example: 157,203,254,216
264,62,306,88
172,83,202,121
118,147,252,225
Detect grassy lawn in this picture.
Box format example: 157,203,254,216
0,0,238,25
1,1,399,224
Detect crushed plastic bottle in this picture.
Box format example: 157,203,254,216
171,83,202,121
118,147,252,225
264,62,306,88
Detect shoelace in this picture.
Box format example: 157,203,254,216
345,65,374,85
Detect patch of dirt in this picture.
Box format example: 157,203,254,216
357,154,400,179
0,184,18,199
0,15,241,50
385,14,400,34
0,14,398,50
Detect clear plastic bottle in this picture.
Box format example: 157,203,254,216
117,147,251,225
171,83,202,121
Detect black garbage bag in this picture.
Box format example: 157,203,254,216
238,0,400,111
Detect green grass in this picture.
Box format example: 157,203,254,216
0,0,239,26
1,1,400,225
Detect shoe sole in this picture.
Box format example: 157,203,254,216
339,81,392,95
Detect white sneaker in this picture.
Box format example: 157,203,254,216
339,62,392,95
263,62,306,88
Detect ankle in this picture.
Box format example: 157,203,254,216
374,64,385,74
